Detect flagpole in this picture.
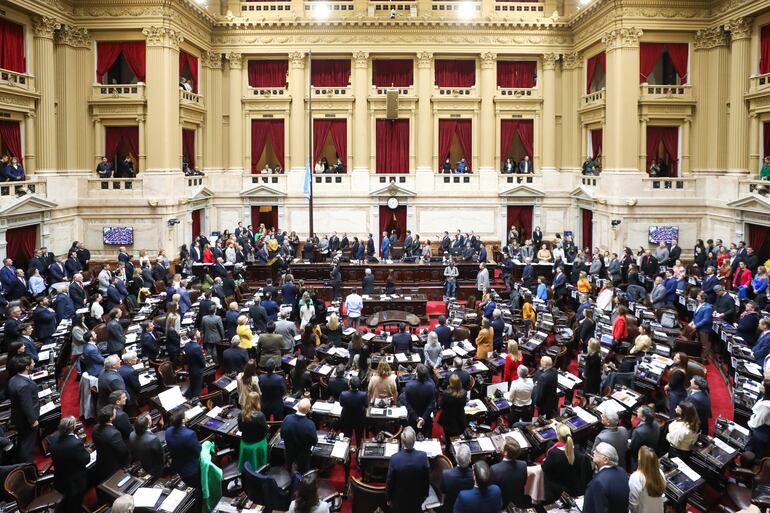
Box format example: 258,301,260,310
307,48,314,239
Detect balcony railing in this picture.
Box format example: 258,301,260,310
741,178,770,195
581,176,600,187
371,173,414,191
87,178,143,195
494,1,544,13
185,175,206,188
91,83,146,102
240,0,292,14
311,86,351,97
431,1,481,12
369,1,416,16
0,179,46,199
435,86,476,97
751,73,770,92
313,173,351,195
305,1,354,13
641,177,695,192
373,85,414,96
497,87,539,98
249,87,288,98
244,173,287,194
582,88,604,106
500,173,540,187
434,173,480,192
640,84,692,99
180,89,203,106
0,69,31,91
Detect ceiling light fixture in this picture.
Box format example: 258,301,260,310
313,2,331,20
457,1,476,20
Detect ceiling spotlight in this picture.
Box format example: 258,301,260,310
313,2,331,19
457,1,476,20
195,0,207,6
579,0,591,5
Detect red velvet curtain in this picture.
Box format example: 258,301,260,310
748,223,770,263
0,20,25,73
507,205,533,240
96,42,146,83
581,209,593,250
6,225,36,268
268,120,285,169
585,52,605,93
764,122,770,158
271,207,278,232
250,206,259,230
105,126,139,164
379,205,407,243
666,43,689,84
248,60,288,88
311,59,350,87
191,209,201,242
438,119,472,170
182,129,196,168
372,59,413,87
375,119,409,174
639,43,665,84
0,121,22,164
497,61,536,88
762,25,770,75
455,120,472,171
646,126,679,175
251,120,287,173
434,59,476,87
500,120,534,161
591,129,603,157
179,51,199,93
312,119,347,166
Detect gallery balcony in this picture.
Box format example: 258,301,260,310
581,89,604,108
493,1,545,16
180,89,204,109
86,178,144,197
0,179,47,208
240,0,293,17
0,68,33,92
495,87,541,101
639,84,693,105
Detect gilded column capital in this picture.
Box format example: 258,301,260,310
226,52,243,70
288,51,306,69
32,16,61,39
416,51,433,69
480,52,496,69
601,27,643,51
693,27,729,50
561,51,582,70
25,111,36,119
353,51,369,69
136,115,146,123
542,53,559,70
55,25,91,49
203,51,222,69
142,27,184,50
725,17,752,41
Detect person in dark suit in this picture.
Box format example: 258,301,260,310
628,406,660,471
96,156,113,178
281,398,318,473
433,316,453,349
438,374,467,449
97,355,126,410
8,356,39,463
533,356,558,418
737,302,761,346
339,376,367,447
441,444,474,513
688,376,712,434
48,416,90,513
109,390,133,442
258,359,287,420
32,296,57,343
668,240,682,267
701,266,719,303
64,251,82,278
521,258,535,289
713,285,737,323
518,156,533,174
152,260,168,285
327,364,349,401
129,413,164,477
117,351,141,417
224,302,240,340
165,410,202,488
490,439,528,508
6,269,28,301
449,357,471,391
222,337,249,374
403,364,436,438
139,320,161,360
361,268,375,294
69,274,87,309
2,306,22,352
183,335,206,399
249,301,268,333
392,323,413,353
82,334,104,377
53,289,75,323
387,427,430,513
117,156,134,178
582,443,629,513
16,323,38,363
105,308,126,356
48,257,67,284
91,405,129,484
551,267,568,303
453,461,503,513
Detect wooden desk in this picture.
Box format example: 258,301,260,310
366,310,421,328
361,294,428,317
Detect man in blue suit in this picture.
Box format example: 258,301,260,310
434,316,453,349
403,364,436,437
752,318,770,363
281,398,318,473
491,309,505,352
339,377,367,448
701,266,719,303
518,155,533,174
453,461,503,513
0,258,17,292
165,410,202,488
392,323,413,353
53,289,75,323
104,277,124,311
48,257,67,285
440,444,474,513
82,333,104,377
32,296,58,343
140,320,161,360
582,443,629,513
183,336,206,399
689,292,713,361
551,266,568,303
17,323,38,363
381,231,391,261
386,427,430,513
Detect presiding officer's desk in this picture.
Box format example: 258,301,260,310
97,467,197,513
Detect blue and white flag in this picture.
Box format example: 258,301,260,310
303,159,312,200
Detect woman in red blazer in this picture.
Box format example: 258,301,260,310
503,340,523,383
202,244,215,263
612,305,628,344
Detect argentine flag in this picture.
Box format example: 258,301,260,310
303,159,312,200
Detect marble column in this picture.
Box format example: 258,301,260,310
541,53,559,172
288,51,306,172
415,51,433,173
23,113,36,172
352,51,369,173
226,52,244,172
203,52,224,172
560,52,582,171
478,52,496,173
726,17,752,174
32,16,61,173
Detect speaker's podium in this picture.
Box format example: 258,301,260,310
390,244,404,259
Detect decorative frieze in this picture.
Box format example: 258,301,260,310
693,27,729,50
561,51,582,70
542,53,560,70
226,52,243,70
601,27,643,51
725,16,752,41
55,25,91,49
32,16,61,39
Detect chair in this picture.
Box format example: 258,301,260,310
429,454,453,507
350,476,388,513
156,361,190,395
199,390,224,409
92,323,107,343
2,464,61,513
303,469,342,512
242,462,293,513
686,360,707,379
452,327,470,342
722,457,770,511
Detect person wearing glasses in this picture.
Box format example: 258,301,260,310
582,443,629,513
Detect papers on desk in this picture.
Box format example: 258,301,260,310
158,386,186,411
385,443,399,457
39,401,56,415
395,353,421,364
133,487,163,508
369,407,386,416
318,364,333,375
573,406,598,424
38,388,52,399
139,373,154,386
185,405,205,421
207,406,223,418
422,485,441,510
595,399,625,416
713,437,738,455
414,439,442,458
441,349,456,359
671,457,701,481
40,343,56,351
225,379,238,392
745,361,762,376
75,308,89,315
313,401,343,416
557,372,582,390
469,361,488,372
391,406,407,418
610,389,638,408
30,370,48,380
331,440,349,459
503,430,530,450
362,332,376,341
37,351,50,362
477,436,496,452
465,399,488,414
89,450,97,466
327,347,349,358
160,488,187,513
343,328,357,336
125,333,138,344
486,381,510,397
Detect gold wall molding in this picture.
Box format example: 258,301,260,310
55,25,91,48
542,52,560,70
288,51,306,69
561,51,581,70
693,27,729,50
353,51,369,69
226,52,243,69
480,52,497,69
725,16,752,41
32,16,61,39
203,51,223,69
601,27,643,51
416,51,433,69
142,27,185,49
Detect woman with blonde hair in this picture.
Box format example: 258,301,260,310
628,446,665,513
367,360,398,405
322,313,343,347
423,331,442,368
237,315,254,350
236,359,261,409
503,340,522,383
475,317,493,360
541,423,587,502
583,338,602,395
237,391,268,471
299,292,315,329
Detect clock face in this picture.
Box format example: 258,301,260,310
387,197,399,209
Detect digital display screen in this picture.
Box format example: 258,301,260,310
648,226,679,245
103,226,134,245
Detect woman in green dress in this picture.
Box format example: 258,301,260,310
237,391,269,471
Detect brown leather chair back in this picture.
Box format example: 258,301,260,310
93,322,108,342
156,361,177,387
350,476,388,513
687,360,706,379
3,465,36,512
430,454,452,502
452,326,470,342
